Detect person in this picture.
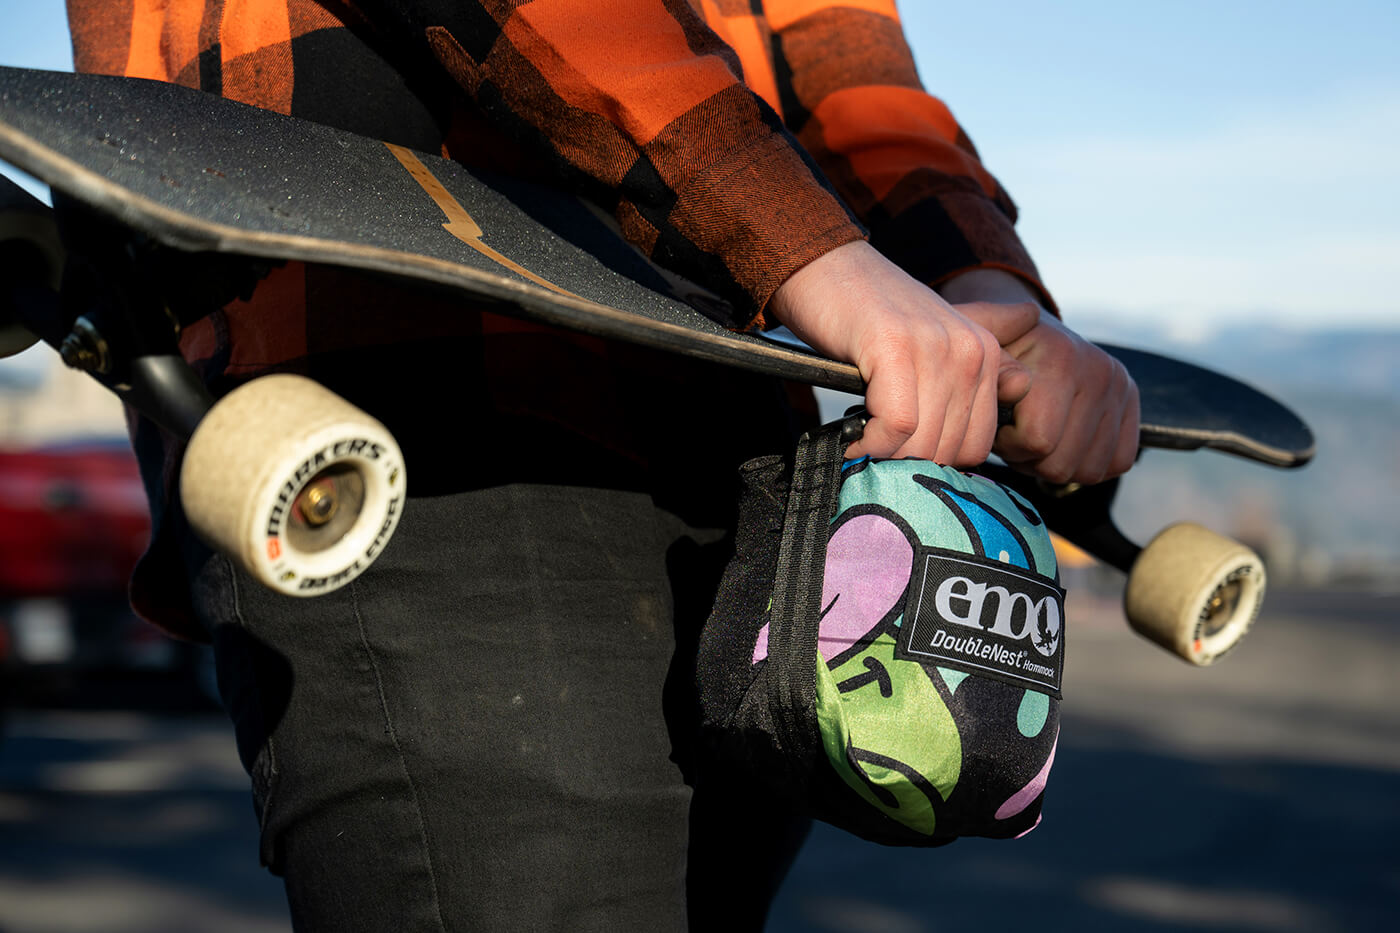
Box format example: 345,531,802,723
64,0,1138,929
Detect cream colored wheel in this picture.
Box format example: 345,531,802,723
0,322,40,358
181,375,406,596
1124,522,1266,665
0,201,63,358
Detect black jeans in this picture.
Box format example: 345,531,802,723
187,478,809,930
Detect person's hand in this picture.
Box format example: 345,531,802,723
767,242,1037,464
940,268,1140,484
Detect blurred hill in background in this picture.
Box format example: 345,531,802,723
1075,320,1399,588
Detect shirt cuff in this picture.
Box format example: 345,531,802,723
867,187,1056,315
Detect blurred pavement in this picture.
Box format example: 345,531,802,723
1,587,1396,932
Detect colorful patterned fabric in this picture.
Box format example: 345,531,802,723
699,424,1063,844
807,458,1062,841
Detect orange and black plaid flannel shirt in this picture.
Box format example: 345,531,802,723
68,0,1048,320
64,0,1051,632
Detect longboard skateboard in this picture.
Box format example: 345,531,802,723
0,67,1314,664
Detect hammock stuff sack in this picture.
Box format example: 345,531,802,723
698,417,1066,846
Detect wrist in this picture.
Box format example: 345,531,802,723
767,240,875,333
937,267,1043,306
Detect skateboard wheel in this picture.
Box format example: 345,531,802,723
0,196,63,358
0,315,41,358
0,322,40,359
1123,522,1266,665
181,375,405,597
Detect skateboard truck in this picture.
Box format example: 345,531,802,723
12,198,219,439
840,412,1266,667
49,307,215,441
978,465,1264,666
3,195,405,598
59,314,111,372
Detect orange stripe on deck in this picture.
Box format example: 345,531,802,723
384,144,584,301
506,1,739,145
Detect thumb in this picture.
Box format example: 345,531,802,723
953,300,1039,406
955,300,1041,346
996,349,1032,407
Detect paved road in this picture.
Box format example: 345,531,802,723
769,586,1400,932
1,587,1396,932
0,709,288,933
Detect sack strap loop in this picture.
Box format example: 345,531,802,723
765,417,853,763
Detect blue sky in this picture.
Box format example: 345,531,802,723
902,1,1400,336
2,0,1396,336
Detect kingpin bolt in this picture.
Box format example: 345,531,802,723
58,316,111,374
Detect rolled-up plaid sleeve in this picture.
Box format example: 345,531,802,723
357,0,868,329
764,0,1054,308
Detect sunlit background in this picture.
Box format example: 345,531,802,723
909,0,1399,336
1,2,1396,931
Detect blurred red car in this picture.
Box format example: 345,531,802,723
0,440,211,706
0,440,148,594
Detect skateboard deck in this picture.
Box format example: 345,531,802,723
0,66,1315,658
0,66,1313,468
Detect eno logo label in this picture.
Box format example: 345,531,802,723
896,548,1065,697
